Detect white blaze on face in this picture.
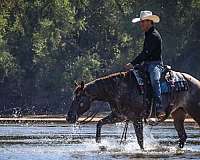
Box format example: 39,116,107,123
72,95,76,101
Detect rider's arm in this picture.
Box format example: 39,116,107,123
130,33,161,65
130,49,147,66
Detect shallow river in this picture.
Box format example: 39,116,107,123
0,122,199,160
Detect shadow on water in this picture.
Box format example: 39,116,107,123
0,123,199,160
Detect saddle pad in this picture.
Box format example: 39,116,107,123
163,71,189,93
160,80,188,94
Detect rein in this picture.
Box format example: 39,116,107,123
120,120,129,144
77,111,99,124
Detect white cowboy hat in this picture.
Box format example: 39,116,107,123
132,11,160,23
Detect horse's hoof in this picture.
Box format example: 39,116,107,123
96,138,101,143
139,144,144,150
178,141,185,148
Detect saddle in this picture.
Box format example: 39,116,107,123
131,64,189,117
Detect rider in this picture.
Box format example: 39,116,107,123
125,11,166,121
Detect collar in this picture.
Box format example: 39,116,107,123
145,26,154,36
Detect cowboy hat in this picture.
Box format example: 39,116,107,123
132,11,160,23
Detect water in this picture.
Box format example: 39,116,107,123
0,122,199,160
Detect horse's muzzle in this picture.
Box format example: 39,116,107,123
66,111,77,123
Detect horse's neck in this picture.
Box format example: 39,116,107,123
86,78,116,101
85,72,130,101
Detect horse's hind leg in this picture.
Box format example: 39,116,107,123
171,108,187,148
185,102,200,126
96,112,122,143
133,118,144,150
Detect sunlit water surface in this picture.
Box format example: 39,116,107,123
0,122,200,160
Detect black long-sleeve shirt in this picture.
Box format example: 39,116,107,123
131,26,163,65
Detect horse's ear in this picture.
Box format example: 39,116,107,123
80,81,84,89
74,81,78,87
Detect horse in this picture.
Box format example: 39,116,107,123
66,69,200,150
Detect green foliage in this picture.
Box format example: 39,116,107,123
192,0,200,8
0,52,19,82
65,53,101,85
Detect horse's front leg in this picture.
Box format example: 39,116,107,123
171,108,187,148
133,118,144,150
96,112,122,143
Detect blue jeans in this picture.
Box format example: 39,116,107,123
146,62,163,112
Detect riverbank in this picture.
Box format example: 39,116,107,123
0,115,196,124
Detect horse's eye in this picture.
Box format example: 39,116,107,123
80,102,84,107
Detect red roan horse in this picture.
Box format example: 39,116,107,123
66,69,200,150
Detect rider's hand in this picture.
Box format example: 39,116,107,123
124,63,134,70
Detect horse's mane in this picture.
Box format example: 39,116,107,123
86,71,130,85
101,71,129,79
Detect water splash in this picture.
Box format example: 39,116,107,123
0,123,199,159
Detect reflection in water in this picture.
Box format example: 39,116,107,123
0,123,199,160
